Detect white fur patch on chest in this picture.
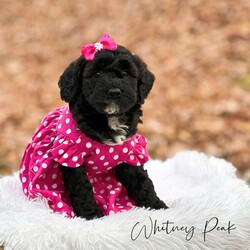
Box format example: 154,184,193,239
107,116,128,144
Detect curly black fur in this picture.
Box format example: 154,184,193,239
59,45,167,219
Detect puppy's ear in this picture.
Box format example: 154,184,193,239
133,55,155,104
58,56,87,103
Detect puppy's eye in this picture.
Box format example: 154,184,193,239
94,72,101,78
121,71,129,77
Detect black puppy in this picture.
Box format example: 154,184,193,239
19,35,167,220
57,40,168,219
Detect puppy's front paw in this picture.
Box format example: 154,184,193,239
152,199,168,209
137,198,168,210
85,210,104,220
78,207,104,220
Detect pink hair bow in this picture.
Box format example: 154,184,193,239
81,33,117,61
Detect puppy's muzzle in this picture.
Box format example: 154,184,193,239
108,88,121,99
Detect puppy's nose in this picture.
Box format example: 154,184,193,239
108,88,121,98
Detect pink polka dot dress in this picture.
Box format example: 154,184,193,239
19,106,149,218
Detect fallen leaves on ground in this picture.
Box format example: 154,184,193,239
0,0,249,180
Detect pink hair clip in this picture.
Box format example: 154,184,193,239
81,33,118,61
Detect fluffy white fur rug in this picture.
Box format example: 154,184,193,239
0,151,249,250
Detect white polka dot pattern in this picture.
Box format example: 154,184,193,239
19,106,148,218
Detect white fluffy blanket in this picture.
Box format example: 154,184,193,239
0,151,249,250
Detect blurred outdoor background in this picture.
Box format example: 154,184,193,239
0,0,249,180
